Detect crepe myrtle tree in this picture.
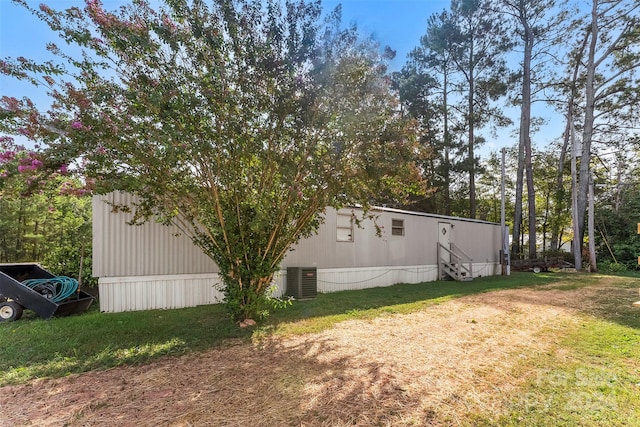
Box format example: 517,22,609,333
1,0,426,323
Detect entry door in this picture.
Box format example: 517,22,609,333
438,222,451,263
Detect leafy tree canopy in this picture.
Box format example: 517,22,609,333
1,0,425,322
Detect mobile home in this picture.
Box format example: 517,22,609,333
93,192,502,313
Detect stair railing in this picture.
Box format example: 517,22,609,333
438,242,473,281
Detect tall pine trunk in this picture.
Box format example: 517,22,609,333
553,29,588,252
521,15,536,259
443,70,451,216
576,0,598,266
468,44,476,219
550,121,569,251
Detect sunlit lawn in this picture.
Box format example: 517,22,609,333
1,271,639,426
0,271,557,386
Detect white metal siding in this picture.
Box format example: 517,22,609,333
93,193,218,277
281,208,498,269
450,220,501,263
94,196,500,275
93,193,502,312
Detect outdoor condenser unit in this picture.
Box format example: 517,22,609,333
286,267,317,300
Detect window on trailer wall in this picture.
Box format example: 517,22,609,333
337,213,354,242
392,218,404,236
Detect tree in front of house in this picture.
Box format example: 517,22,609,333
1,0,425,322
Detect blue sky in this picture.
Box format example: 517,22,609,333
322,0,451,69
1,0,448,69
0,0,561,154
0,0,451,148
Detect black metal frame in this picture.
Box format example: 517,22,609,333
0,264,94,320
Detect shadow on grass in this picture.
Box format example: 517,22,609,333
476,272,640,331
262,271,559,334
1,333,432,426
0,303,250,386
0,271,558,386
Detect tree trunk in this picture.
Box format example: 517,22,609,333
443,69,451,216
542,188,550,253
571,121,582,270
513,139,524,257
559,27,588,262
468,44,476,219
550,120,570,251
577,0,599,255
588,172,597,271
521,15,536,259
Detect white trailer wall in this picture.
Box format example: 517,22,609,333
93,193,501,312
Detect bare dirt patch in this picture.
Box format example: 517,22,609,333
1,283,636,426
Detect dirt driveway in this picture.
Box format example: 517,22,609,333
0,282,634,426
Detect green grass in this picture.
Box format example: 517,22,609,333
494,320,640,427
478,273,640,427
2,271,639,425
0,271,556,386
0,303,252,385
258,271,559,335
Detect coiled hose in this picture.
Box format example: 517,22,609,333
22,277,79,303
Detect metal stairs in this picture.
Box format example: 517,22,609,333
438,242,473,282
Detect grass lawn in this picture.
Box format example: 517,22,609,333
495,274,640,426
1,271,639,426
0,271,555,386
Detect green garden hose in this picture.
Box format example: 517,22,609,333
21,277,79,303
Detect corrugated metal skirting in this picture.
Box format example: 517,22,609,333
97,263,500,313
99,274,224,313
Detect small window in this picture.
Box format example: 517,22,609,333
392,219,404,236
337,213,354,242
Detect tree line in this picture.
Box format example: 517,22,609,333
0,146,94,285
393,0,640,266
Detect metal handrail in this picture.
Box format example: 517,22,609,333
451,243,473,264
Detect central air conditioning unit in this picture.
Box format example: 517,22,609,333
286,267,317,300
